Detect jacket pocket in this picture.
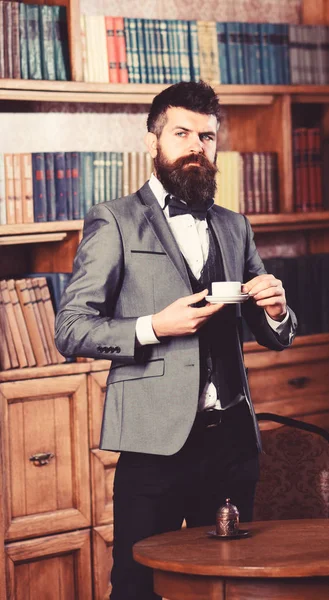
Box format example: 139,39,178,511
107,358,165,385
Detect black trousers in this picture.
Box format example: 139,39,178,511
110,400,259,600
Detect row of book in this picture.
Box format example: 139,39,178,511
0,1,70,80
293,128,323,213
243,253,329,341
0,277,66,371
81,16,329,86
215,152,279,214
0,151,153,225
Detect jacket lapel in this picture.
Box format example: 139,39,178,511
137,183,191,289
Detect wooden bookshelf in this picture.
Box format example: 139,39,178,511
1,0,329,598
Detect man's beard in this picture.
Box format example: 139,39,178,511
154,148,217,207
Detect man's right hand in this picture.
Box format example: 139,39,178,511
152,289,224,339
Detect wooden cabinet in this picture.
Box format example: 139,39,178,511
1,0,329,597
245,333,329,430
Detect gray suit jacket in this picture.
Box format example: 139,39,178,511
55,182,297,455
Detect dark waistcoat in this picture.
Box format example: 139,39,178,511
185,223,244,408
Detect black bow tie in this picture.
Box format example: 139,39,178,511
164,194,214,220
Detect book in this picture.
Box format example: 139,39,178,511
0,285,19,369
37,276,66,364
53,5,70,80
4,154,15,225
71,151,80,219
39,4,56,80
11,0,20,78
0,153,6,225
64,152,73,219
26,4,42,79
26,278,51,364
20,153,34,224
105,15,119,83
54,152,67,220
0,3,5,78
19,3,28,78
114,16,129,83
12,153,23,224
31,278,58,364
32,152,47,222
80,14,89,82
6,278,36,367
3,0,13,78
45,152,56,221
0,279,27,368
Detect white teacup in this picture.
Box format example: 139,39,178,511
212,281,242,297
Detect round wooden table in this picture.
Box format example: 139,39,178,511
133,519,329,599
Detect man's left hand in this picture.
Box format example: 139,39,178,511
242,274,287,322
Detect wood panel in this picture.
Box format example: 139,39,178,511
91,449,119,526
92,525,114,600
6,529,92,600
302,0,329,24
0,374,91,541
88,370,109,449
30,231,80,273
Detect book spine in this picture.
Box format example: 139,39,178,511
11,1,20,78
258,152,267,213
216,22,229,84
116,152,123,197
135,18,147,83
32,152,47,222
13,152,23,224
19,3,28,79
26,278,51,364
187,20,200,82
26,4,42,79
0,153,6,224
3,1,13,78
252,153,261,214
15,279,48,367
82,151,94,216
71,151,80,219
114,16,129,83
241,22,251,84
124,17,134,83
0,280,27,368
159,19,171,84
167,20,181,83
80,14,89,82
177,20,190,82
54,152,67,220
226,22,239,84
154,19,165,84
7,278,36,367
289,25,299,85
105,15,119,83
0,3,5,78
259,23,271,85
64,152,73,220
38,277,66,363
4,154,16,224
130,18,142,83
52,5,70,81
281,24,290,84
110,152,118,200
95,15,109,82
44,152,56,221
0,285,19,369
122,151,129,196
39,5,56,80
31,278,57,364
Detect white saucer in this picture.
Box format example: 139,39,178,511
206,294,249,304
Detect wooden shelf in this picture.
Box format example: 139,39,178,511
0,221,83,235
248,211,329,232
2,80,329,105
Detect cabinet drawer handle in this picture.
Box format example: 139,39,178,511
287,376,311,389
29,452,55,466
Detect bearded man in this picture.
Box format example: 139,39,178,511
55,81,297,600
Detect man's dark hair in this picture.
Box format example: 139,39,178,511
147,80,221,137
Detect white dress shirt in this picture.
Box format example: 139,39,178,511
135,174,290,411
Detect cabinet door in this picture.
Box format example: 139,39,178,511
92,525,113,600
88,370,108,449
91,449,119,526
6,529,92,600
0,374,91,541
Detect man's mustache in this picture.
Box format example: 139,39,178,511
170,153,217,172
